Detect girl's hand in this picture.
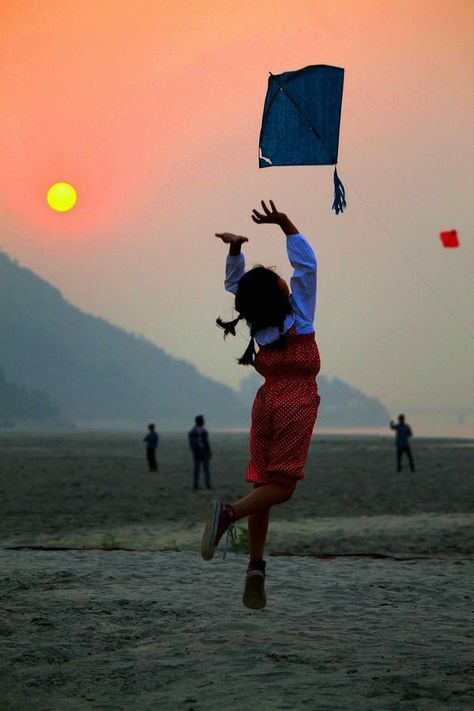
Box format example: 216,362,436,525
215,233,249,246
215,232,248,256
251,200,286,225
252,200,298,236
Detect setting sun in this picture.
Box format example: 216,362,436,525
46,182,77,212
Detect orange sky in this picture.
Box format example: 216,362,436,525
1,0,473,428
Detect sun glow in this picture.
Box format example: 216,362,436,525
46,182,77,212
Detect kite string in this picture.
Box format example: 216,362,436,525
339,170,474,342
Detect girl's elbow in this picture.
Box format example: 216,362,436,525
300,254,316,274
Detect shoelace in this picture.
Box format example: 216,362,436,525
222,522,237,560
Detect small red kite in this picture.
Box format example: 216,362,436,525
440,230,459,248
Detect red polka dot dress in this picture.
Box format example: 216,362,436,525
225,232,321,489
246,328,320,488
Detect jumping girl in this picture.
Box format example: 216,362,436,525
201,200,321,610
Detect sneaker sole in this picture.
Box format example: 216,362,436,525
201,500,221,561
243,571,266,610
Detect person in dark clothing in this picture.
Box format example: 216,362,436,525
143,423,159,472
390,414,415,472
188,415,212,490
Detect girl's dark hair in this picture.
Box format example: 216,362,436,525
216,266,292,365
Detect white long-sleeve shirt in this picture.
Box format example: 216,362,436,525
225,233,317,346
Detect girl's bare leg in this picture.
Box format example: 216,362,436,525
240,484,291,611
248,508,270,561
231,482,293,520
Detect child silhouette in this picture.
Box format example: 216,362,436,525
201,201,321,610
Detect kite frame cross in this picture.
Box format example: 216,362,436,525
258,64,346,214
269,72,329,157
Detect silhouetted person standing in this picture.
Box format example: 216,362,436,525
188,415,212,490
143,423,159,472
390,414,415,472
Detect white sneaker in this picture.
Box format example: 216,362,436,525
201,501,236,561
243,569,267,610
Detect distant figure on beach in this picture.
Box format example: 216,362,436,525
390,414,415,472
201,201,320,611
188,415,212,490
143,423,159,472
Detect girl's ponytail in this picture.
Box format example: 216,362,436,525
216,314,257,366
238,335,256,366
216,314,243,337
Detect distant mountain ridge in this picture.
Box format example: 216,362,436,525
0,367,61,425
0,251,389,428
0,251,247,427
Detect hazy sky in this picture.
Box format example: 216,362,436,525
1,0,473,427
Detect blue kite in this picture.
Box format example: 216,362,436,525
258,64,347,214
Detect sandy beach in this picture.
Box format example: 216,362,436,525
1,431,473,709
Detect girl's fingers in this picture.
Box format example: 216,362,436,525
261,200,271,215
215,233,234,243
215,232,249,243
269,199,277,213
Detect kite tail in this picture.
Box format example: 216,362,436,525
332,167,347,215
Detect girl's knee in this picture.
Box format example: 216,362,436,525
266,473,296,501
276,483,294,502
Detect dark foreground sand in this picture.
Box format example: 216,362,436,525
1,432,473,709
1,551,473,710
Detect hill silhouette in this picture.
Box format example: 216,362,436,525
0,367,61,425
0,252,247,428
0,251,389,428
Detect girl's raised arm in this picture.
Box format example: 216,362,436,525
215,232,248,295
287,234,317,332
252,200,317,331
